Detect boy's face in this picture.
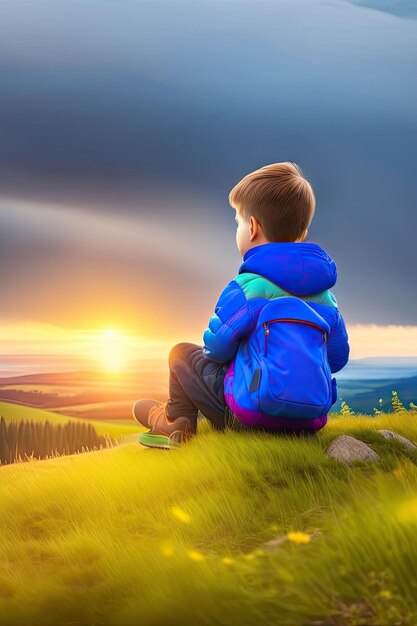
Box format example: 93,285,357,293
235,211,250,257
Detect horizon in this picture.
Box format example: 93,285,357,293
1,319,417,376
1,0,416,366
1,351,417,380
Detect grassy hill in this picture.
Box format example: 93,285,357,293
0,401,140,439
1,410,417,625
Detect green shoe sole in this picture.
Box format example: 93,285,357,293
138,431,181,450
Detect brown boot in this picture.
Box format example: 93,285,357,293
138,400,196,449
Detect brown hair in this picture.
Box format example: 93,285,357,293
228,162,316,242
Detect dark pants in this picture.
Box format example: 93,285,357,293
166,342,229,431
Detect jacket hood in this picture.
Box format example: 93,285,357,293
238,241,337,296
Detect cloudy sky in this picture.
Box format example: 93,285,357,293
0,0,416,362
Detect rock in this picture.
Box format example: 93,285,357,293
377,429,417,449
326,435,379,463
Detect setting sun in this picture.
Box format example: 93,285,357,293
95,328,130,373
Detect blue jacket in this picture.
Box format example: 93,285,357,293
202,241,350,374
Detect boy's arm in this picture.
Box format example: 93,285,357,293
202,279,254,364
326,308,350,373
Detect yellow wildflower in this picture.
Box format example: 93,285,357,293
187,550,205,561
170,506,191,524
378,589,392,600
222,557,234,565
287,531,312,544
160,545,174,557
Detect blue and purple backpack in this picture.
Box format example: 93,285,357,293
224,295,338,426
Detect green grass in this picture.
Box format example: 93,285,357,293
0,401,140,438
1,411,417,625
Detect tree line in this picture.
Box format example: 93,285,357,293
0,417,115,465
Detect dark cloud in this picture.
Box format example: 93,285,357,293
0,0,416,328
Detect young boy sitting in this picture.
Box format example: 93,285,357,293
133,162,350,449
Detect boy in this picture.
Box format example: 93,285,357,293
133,162,350,448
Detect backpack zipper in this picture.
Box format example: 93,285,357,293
263,318,327,356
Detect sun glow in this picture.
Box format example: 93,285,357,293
95,328,131,373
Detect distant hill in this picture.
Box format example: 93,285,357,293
335,375,417,414
348,0,417,19
337,356,417,380
0,367,168,420
333,356,417,413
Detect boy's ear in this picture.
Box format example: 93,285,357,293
249,216,258,239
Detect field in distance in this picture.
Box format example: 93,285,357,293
0,363,169,421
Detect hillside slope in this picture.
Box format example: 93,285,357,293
0,401,140,438
1,413,417,625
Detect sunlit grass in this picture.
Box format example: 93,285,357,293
0,410,416,625
0,401,140,438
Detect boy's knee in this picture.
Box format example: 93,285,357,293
169,342,198,367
